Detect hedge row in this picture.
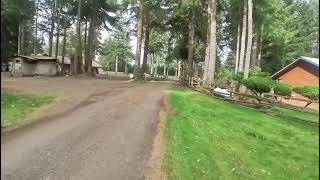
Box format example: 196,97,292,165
293,86,319,100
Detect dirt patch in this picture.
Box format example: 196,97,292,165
145,91,170,180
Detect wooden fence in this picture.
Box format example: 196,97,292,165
180,77,318,110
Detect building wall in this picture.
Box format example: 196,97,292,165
22,60,36,76
12,57,23,76
34,61,57,76
278,66,319,87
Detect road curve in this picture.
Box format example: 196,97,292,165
1,82,172,180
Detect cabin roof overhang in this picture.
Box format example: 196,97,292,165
271,56,319,80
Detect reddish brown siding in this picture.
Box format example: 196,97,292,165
277,66,319,87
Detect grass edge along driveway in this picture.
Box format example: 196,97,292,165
1,92,55,128
165,88,319,180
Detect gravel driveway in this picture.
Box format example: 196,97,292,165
1,76,172,180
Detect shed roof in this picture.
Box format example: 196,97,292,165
272,56,319,79
301,56,319,66
16,55,56,60
92,61,103,68
16,55,103,68
56,56,103,68
56,56,71,64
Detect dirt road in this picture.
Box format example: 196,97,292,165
1,76,172,180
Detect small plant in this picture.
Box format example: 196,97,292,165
273,83,292,96
293,86,319,100
241,77,275,96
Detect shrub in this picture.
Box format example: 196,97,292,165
216,68,233,80
249,67,270,77
273,83,292,96
293,86,319,100
232,72,243,83
241,77,274,96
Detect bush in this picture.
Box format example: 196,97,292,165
232,72,243,83
273,83,292,96
216,68,233,81
241,77,274,96
249,67,270,77
293,86,319,100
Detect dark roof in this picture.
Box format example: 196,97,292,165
272,56,319,79
16,55,56,61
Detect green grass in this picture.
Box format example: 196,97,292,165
165,89,319,180
1,93,54,128
272,106,319,123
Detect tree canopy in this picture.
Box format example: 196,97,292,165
1,0,318,78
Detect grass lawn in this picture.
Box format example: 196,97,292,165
1,93,54,128
272,106,319,123
165,88,319,180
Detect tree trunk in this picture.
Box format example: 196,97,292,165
163,64,166,77
70,55,75,74
155,63,157,75
87,11,96,74
21,23,24,55
187,14,195,85
251,34,257,67
115,56,118,73
61,21,67,76
238,0,247,73
150,53,153,74
54,3,62,59
178,60,181,77
74,0,82,75
207,0,217,84
176,61,179,77
125,62,128,74
18,23,22,55
84,18,88,72
33,0,38,55
203,0,211,81
134,0,144,77
49,0,57,57
235,23,241,73
183,60,188,83
243,0,253,79
175,65,178,77
92,28,96,66
257,23,263,67
140,36,145,68
142,12,150,74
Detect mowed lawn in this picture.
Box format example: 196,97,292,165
1,93,54,128
165,89,319,180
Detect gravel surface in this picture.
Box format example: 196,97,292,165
1,76,173,180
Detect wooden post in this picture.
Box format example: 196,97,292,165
115,56,118,73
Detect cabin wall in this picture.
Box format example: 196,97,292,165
277,66,319,87
12,57,23,76
22,60,36,76
34,61,57,76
